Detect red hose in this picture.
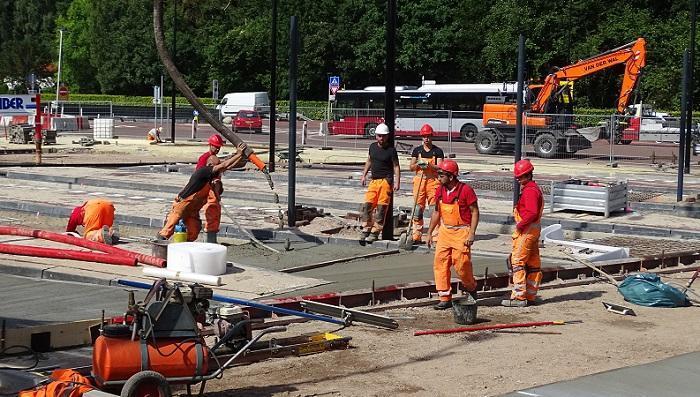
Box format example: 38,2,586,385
414,321,565,336
0,226,165,267
0,243,136,266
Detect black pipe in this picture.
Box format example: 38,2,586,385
685,0,697,173
287,16,298,227
382,0,396,241
678,49,689,202
513,34,525,205
269,0,278,173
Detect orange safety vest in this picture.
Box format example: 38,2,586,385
437,184,470,250
416,151,439,179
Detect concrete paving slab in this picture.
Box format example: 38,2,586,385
501,351,700,397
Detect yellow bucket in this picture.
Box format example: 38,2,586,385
173,231,188,243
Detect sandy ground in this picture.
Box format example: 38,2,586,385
201,279,700,397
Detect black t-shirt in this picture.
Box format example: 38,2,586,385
179,166,215,199
369,142,399,180
411,145,444,163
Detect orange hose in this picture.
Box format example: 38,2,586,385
247,153,267,171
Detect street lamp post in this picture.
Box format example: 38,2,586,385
55,29,64,116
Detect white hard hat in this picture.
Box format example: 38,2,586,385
375,123,390,135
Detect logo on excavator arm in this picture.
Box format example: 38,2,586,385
583,56,619,72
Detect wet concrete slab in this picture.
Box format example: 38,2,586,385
501,351,700,397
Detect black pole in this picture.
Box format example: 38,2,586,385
269,0,277,173
170,0,177,143
685,0,696,173
513,34,525,205
287,16,298,227
382,0,396,241
678,49,689,202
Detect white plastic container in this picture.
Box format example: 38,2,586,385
166,242,227,276
93,118,114,139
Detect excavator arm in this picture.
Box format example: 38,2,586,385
531,38,646,114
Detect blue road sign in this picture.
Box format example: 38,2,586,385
329,76,340,87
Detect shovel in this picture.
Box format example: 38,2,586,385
398,173,425,251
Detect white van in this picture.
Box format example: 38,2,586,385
216,92,269,118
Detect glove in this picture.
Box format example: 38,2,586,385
417,160,428,170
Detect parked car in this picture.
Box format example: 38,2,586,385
233,110,263,133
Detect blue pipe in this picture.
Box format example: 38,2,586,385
117,279,346,326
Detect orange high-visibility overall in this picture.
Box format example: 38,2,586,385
412,154,440,242
18,368,94,397
363,178,392,233
82,199,115,243
510,194,545,302
433,186,477,302
160,184,211,241
202,179,222,233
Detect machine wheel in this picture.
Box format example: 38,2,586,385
474,130,499,155
460,124,478,143
621,139,632,145
364,123,378,138
120,370,171,397
533,133,560,159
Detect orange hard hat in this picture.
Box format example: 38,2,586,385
208,134,225,148
419,124,434,136
438,159,459,176
514,159,534,178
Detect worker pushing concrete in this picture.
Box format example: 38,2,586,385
359,123,400,243
502,159,544,307
157,143,247,242
197,134,226,243
426,160,479,310
66,199,119,245
408,124,444,243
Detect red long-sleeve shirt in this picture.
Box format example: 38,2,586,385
66,204,85,232
515,180,543,231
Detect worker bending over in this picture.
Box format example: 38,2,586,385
502,159,544,307
359,123,400,243
197,134,226,243
409,124,444,243
157,143,247,242
66,199,119,245
427,160,479,310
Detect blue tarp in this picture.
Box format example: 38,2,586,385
618,273,690,308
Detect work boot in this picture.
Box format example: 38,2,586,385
206,231,218,244
434,300,453,310
467,289,478,301
365,231,380,243
101,226,113,245
111,226,120,244
501,299,528,308
359,230,370,243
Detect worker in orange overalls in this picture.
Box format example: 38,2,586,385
157,143,247,242
197,134,226,243
359,123,400,243
409,124,444,243
426,159,479,310
502,159,544,307
66,199,119,245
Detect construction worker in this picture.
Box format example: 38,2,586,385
146,127,163,143
409,124,444,243
426,160,479,310
359,123,400,243
157,143,247,242
66,199,119,245
502,159,544,307
197,134,226,243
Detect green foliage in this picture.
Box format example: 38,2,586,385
5,0,697,113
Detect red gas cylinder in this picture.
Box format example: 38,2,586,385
92,333,209,385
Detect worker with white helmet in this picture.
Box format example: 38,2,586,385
502,159,544,307
359,123,400,243
197,135,227,243
409,124,444,243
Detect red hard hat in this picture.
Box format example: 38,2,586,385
438,159,459,176
514,159,534,178
419,124,434,136
208,134,225,148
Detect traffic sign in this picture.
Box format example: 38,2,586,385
58,85,69,100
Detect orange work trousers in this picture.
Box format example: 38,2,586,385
363,178,392,233
433,225,477,302
82,199,115,243
510,226,542,301
202,185,222,233
160,186,210,241
411,175,439,241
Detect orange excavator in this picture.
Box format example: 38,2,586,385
477,37,647,158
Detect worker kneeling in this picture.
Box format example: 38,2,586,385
409,124,444,243
502,159,544,308
157,143,247,242
427,160,479,310
66,199,119,245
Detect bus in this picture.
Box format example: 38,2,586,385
328,81,517,142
